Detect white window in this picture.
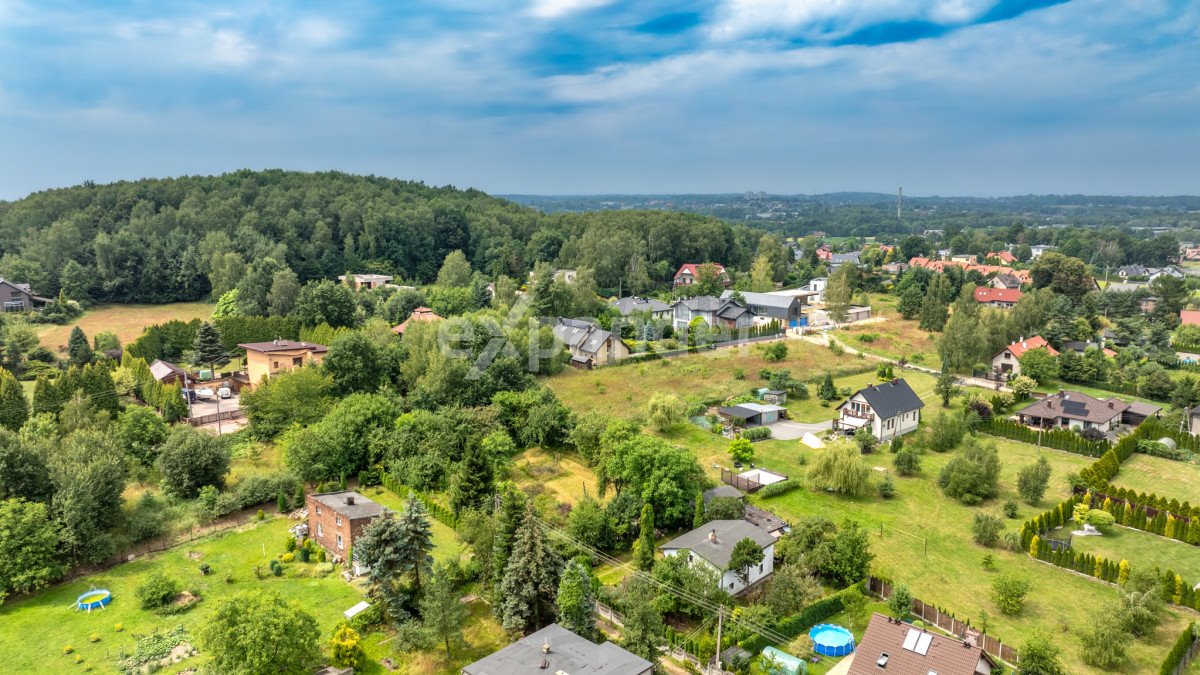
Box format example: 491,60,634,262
337,535,344,549
317,523,323,536
336,515,342,526
316,506,321,516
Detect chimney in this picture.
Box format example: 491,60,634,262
1108,400,1114,409
891,378,899,385
273,338,279,346
708,529,718,544
542,639,551,655
345,495,355,505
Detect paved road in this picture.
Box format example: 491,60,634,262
768,419,834,440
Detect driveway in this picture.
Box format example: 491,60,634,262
768,419,834,440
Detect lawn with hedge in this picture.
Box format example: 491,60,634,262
1068,523,1200,583
1113,453,1200,506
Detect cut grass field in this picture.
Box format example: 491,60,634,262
1113,453,1200,505
36,301,213,352
1069,524,1200,583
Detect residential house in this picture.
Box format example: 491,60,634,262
1015,389,1160,431
306,491,386,570
1183,246,1200,262
718,402,787,426
833,378,924,441
951,254,976,264
828,252,861,269
610,296,671,320
720,290,804,326
923,229,944,237
847,613,997,675
991,336,1058,376
989,273,1022,290
986,250,1018,264
1104,282,1145,294
0,278,49,312
908,257,1032,284
1181,310,1200,326
392,307,443,335
528,268,578,285
1061,341,1117,358
816,245,833,261
1148,267,1184,282
700,486,790,538
239,339,328,388
461,623,653,675
673,263,730,288
805,305,871,326
337,273,393,290
1117,265,1148,278
1030,244,1053,258
973,287,1022,309
552,318,630,368
670,295,752,331
660,519,777,594
149,359,188,386
772,277,826,304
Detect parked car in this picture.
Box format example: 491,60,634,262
218,385,232,399
181,388,197,403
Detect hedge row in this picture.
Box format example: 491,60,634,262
1088,483,1200,522
380,471,459,529
1160,622,1197,675
739,581,866,654
1081,488,1200,545
979,418,1109,457
1173,340,1200,354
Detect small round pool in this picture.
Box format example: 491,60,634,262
76,589,112,612
810,623,855,657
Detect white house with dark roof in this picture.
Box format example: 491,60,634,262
720,290,805,326
834,378,924,441
670,296,752,331
552,318,630,368
660,519,777,594
609,296,671,320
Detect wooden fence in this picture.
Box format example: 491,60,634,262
721,468,762,493
868,577,1019,666
1170,632,1200,675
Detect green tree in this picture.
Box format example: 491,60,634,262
436,250,473,288
192,321,229,371
322,331,384,395
706,496,745,521
972,512,1003,547
449,441,494,515
116,406,169,466
694,263,725,297
934,370,958,406
938,437,1001,505
66,326,92,366
991,571,1031,615
198,590,321,675
692,492,705,529
293,280,358,328
568,496,613,552
356,497,435,621
596,436,705,529
729,437,754,464
1017,455,1052,505
1030,252,1093,301
887,583,913,619
328,624,365,670
556,560,600,641
825,264,855,323
420,563,467,657
645,393,685,432
817,372,837,401
240,366,333,438
728,537,765,585
1077,604,1130,669
266,268,301,317
807,438,870,495
1018,631,1066,674
897,283,923,320
619,577,663,666
1017,347,1059,384
212,288,241,318
59,260,91,302
0,498,61,603
919,274,951,331
0,369,29,432
749,255,775,292
0,431,52,503
498,508,561,633
893,446,921,476
491,485,527,599
156,427,230,499
49,430,127,563
634,503,656,571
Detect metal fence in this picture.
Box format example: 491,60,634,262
186,408,246,426
868,577,1019,666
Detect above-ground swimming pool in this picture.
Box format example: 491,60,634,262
809,623,855,657
76,589,112,612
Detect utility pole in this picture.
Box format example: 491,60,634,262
897,187,903,220
712,606,723,675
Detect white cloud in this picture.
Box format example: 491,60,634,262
210,29,258,66
292,18,347,47
708,0,997,41
527,0,615,20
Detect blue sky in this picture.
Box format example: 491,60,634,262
0,0,1197,199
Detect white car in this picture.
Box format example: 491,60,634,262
218,386,233,399
196,387,215,399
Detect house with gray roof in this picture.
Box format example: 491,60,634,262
828,252,861,269
670,295,752,331
553,318,630,368
834,378,924,441
1015,389,1158,432
0,278,50,312
610,296,671,320
720,290,805,326
661,519,777,594
462,623,653,675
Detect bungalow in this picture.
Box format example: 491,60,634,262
718,402,787,426
828,252,861,269
833,378,924,441
610,296,671,320
988,273,1022,290
239,339,328,388
1015,390,1140,432
847,613,997,675
673,263,730,288
337,273,393,290
392,307,443,335
0,278,50,312
660,519,776,594
670,296,752,331
720,290,804,327
973,287,1022,309
1117,265,1148,278
462,623,653,675
991,336,1058,376
552,318,630,368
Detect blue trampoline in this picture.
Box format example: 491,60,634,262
809,623,855,657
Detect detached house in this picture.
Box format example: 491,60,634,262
986,250,1018,264
973,287,1022,309
610,296,671,320
834,378,924,441
988,273,1022,290
337,273,393,290
670,296,752,331
991,336,1057,376
673,263,730,288
848,614,997,675
0,278,49,312
661,519,776,594
239,339,328,388
553,318,630,368
720,290,804,327
306,491,387,570
1016,390,1160,432
462,624,653,675
392,307,443,335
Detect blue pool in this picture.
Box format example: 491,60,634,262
809,623,855,657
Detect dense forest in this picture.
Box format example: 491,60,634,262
0,171,782,303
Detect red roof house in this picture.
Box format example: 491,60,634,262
673,263,730,287
987,250,1018,264
1182,310,1200,326
393,307,443,335
973,287,1023,308
991,336,1058,376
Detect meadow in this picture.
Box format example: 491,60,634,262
833,293,941,367
37,302,213,352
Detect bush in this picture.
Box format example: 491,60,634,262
281,552,295,563
758,481,800,498
991,572,1031,615
893,447,921,476
762,342,788,361
88,633,100,643
1002,499,1019,518
199,563,211,575
733,367,745,380
938,437,1001,505
972,512,1004,547
740,426,772,441
137,572,181,610
877,473,895,499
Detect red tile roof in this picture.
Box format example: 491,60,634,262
973,287,1023,304
987,250,1018,263
673,263,727,279
998,335,1058,359
1182,310,1200,326
393,307,443,334
849,614,993,675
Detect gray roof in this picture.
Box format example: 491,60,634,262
311,491,386,520
1017,390,1128,424
462,623,653,675
674,295,723,312
149,359,186,381
830,252,860,264
718,403,785,419
610,296,670,315
744,504,788,534
720,291,801,310
1126,401,1163,417
661,519,777,569
1104,282,1144,293
716,303,749,320
702,485,745,503
842,379,924,419
553,318,614,355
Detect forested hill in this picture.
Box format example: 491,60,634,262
0,170,770,303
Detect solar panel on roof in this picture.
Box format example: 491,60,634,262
1061,401,1088,415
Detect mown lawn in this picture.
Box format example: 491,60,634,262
1112,453,1200,505
1033,381,1163,407
1069,524,1200,582
546,339,864,419
363,486,466,564
36,302,213,352
0,517,379,674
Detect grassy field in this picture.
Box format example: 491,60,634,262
1113,454,1200,505
546,339,865,419
512,447,601,506
36,302,213,352
1069,524,1200,582
834,293,941,367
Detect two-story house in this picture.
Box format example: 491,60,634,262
239,339,328,388
660,519,776,595
337,273,393,290
991,336,1057,376
720,291,804,327
973,287,1023,309
306,491,387,571
552,318,630,368
834,378,924,441
0,278,49,312
670,296,752,331
672,263,730,288
610,296,672,320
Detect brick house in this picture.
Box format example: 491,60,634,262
306,491,387,567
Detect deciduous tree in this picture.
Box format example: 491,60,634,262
198,590,321,675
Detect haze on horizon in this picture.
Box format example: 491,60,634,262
1,0,1198,201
